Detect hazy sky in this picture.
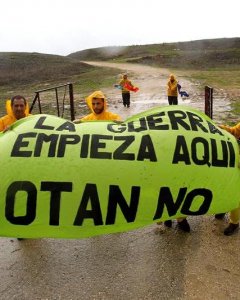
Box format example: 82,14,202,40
1,0,239,56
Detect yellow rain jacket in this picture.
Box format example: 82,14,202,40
220,123,240,139
81,91,121,121
0,100,30,132
167,74,178,97
220,122,240,224
119,76,132,94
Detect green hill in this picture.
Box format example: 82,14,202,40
0,52,94,86
68,37,240,69
0,38,239,118
1,38,239,88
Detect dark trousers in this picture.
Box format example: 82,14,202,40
122,92,130,107
168,96,178,105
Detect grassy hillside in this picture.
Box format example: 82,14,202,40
0,38,239,121
0,52,95,86
68,37,240,123
0,52,120,118
68,38,240,69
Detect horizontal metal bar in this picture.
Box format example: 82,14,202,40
35,83,72,93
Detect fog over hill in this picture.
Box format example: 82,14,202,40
68,37,240,69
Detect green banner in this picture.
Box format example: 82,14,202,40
0,105,239,238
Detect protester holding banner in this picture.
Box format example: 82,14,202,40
119,74,133,108
216,122,240,236
0,95,31,241
167,74,178,105
0,95,30,132
74,91,121,122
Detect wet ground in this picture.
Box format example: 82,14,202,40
1,216,240,300
0,62,240,300
82,61,234,124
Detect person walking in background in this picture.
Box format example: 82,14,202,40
164,74,191,232
119,74,133,108
215,122,240,236
167,74,178,105
0,95,31,132
165,74,190,232
74,90,121,122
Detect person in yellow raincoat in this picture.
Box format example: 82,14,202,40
75,91,121,122
164,75,191,232
167,74,178,105
215,122,240,235
0,95,31,241
0,95,31,132
119,74,133,108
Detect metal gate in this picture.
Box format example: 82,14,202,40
29,83,75,121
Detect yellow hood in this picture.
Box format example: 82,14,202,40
6,99,30,118
85,91,107,114
169,74,176,81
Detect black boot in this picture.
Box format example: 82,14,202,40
164,220,172,228
215,213,226,220
224,223,239,236
177,219,190,232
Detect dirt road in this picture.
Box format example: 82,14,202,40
0,62,239,300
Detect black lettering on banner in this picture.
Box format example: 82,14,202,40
56,121,76,132
172,135,191,165
207,121,224,136
227,141,236,167
191,137,210,166
106,185,140,224
5,181,37,225
181,188,212,215
107,123,127,133
168,110,190,131
153,187,213,219
147,112,169,130
41,181,72,225
137,135,157,161
34,133,59,157
11,132,37,157
173,136,234,167
128,117,147,132
153,187,187,219
74,183,103,226
211,139,228,167
91,134,113,159
34,116,55,130
113,136,135,160
80,134,90,158
57,135,80,157
186,111,208,133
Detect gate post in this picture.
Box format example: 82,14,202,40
69,83,75,121
205,86,213,119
